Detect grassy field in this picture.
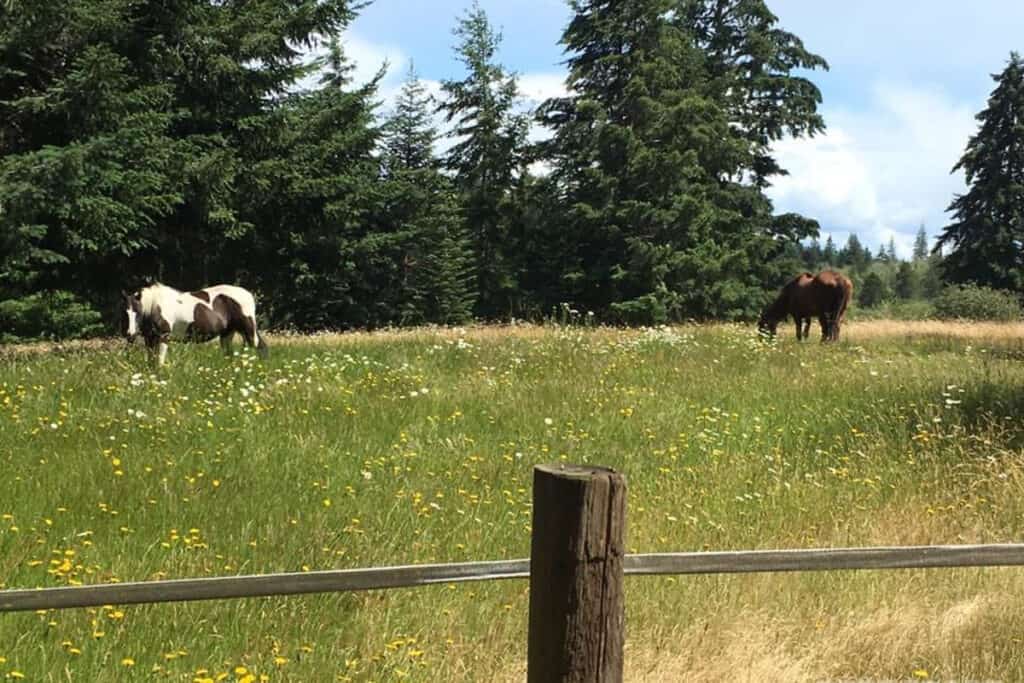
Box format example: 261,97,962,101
1,321,1024,682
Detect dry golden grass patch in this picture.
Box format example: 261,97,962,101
845,319,1024,342
619,585,1021,683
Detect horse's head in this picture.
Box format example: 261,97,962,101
757,311,779,337
120,291,142,343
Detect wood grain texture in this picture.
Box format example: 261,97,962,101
5,544,1024,615
624,544,1024,574
0,559,529,613
527,464,626,683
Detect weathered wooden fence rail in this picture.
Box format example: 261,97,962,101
4,544,1024,614
4,464,1024,682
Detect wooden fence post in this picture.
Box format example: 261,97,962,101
527,464,626,683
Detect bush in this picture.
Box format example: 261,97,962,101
848,299,935,321
857,272,889,308
0,291,105,343
933,284,1023,321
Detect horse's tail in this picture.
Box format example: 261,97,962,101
829,278,852,341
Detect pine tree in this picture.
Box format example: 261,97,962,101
235,38,383,329
887,237,897,261
0,0,361,335
858,272,888,307
381,66,476,325
823,235,837,265
840,234,866,271
803,238,823,269
440,3,529,319
913,225,929,261
536,0,826,322
937,52,1024,292
894,261,919,299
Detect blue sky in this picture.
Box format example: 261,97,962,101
344,1,1024,257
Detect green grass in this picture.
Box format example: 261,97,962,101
1,323,1023,682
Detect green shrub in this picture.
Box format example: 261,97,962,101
0,290,105,343
848,299,936,321
857,272,889,307
933,283,1023,321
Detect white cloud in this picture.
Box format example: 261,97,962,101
343,32,407,89
517,72,569,105
768,81,977,257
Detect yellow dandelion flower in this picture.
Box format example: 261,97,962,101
121,658,135,667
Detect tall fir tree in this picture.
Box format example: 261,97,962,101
823,235,837,264
380,66,476,325
803,238,823,269
0,0,360,334
858,271,888,307
840,234,867,271
234,38,383,329
913,225,929,261
440,2,530,319
536,0,826,322
936,52,1024,293
894,260,919,299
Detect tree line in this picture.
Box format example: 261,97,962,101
0,1,1020,341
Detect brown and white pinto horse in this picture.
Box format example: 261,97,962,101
122,283,268,365
758,270,853,342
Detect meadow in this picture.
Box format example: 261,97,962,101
1,321,1024,682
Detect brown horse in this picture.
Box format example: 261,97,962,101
759,271,853,342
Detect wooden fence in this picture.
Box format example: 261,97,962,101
4,464,1024,682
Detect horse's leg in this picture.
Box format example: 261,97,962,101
794,315,803,340
220,333,233,356
158,342,169,366
802,318,811,340
240,317,255,348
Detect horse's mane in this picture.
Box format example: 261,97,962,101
139,282,178,317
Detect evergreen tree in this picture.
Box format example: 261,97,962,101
887,237,897,261
936,53,1024,293
920,253,945,300
823,235,837,265
894,261,919,299
803,238,823,269
913,225,929,261
858,271,888,307
839,234,867,271
876,244,889,262
0,0,359,334
440,3,530,319
235,38,383,329
380,66,476,325
536,0,826,322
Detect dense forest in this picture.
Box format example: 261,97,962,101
1,1,1021,340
